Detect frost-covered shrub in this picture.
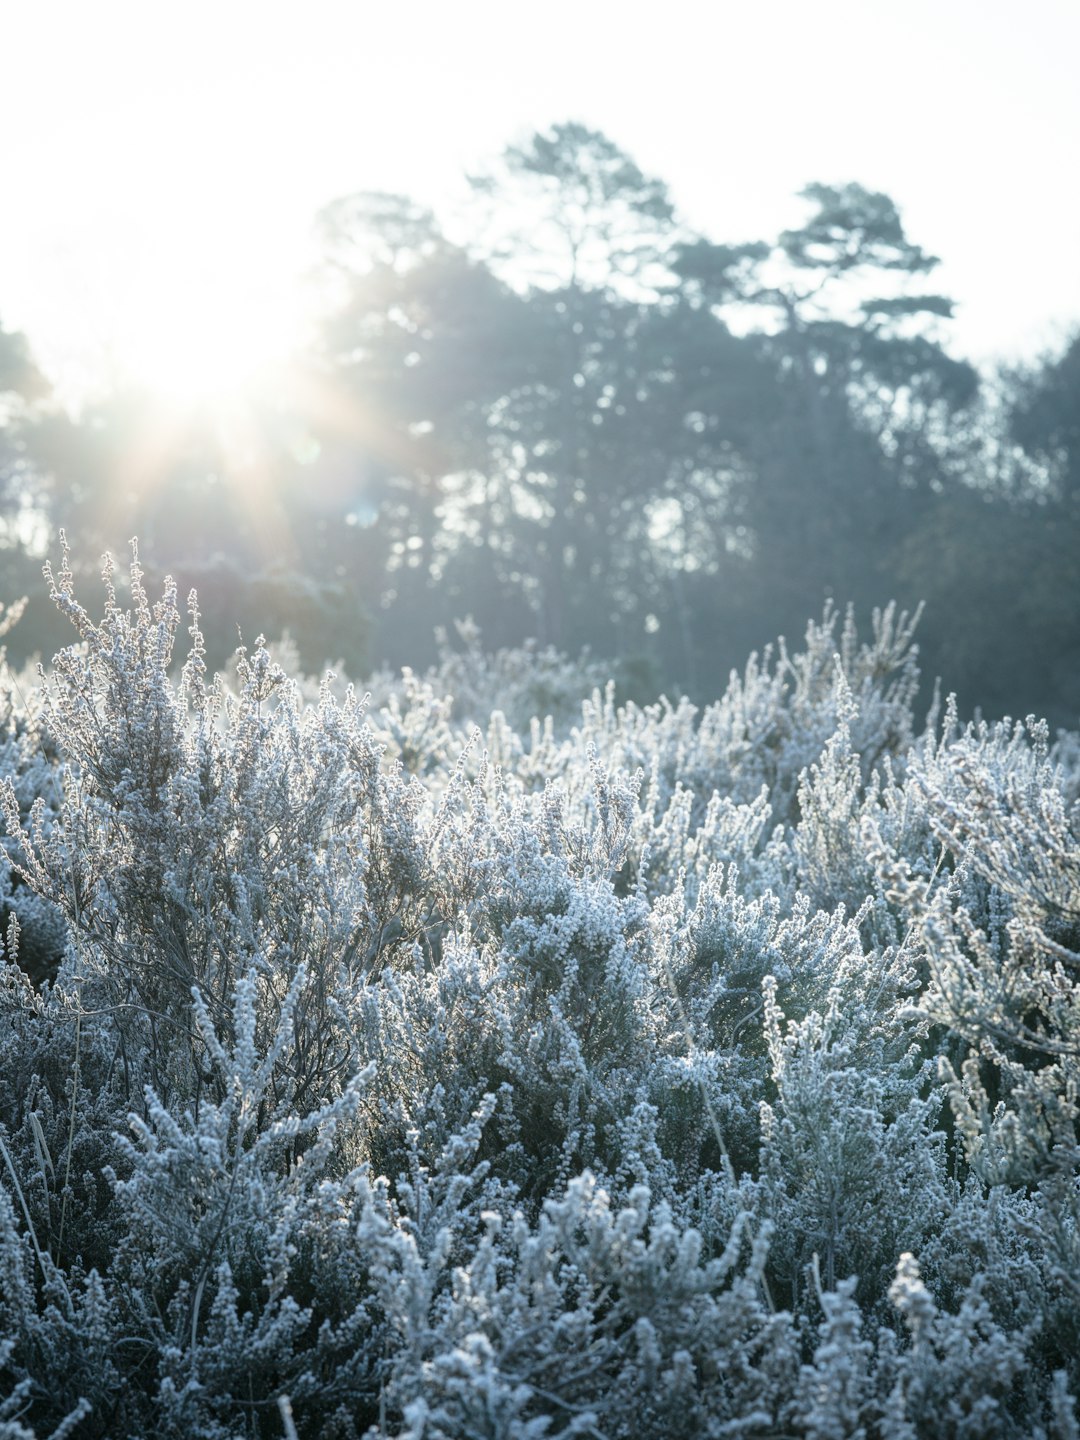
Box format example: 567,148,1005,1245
0,545,1076,1436
367,618,615,740
0,605,67,989
758,974,947,1311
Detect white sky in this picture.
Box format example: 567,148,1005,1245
2,0,1078,399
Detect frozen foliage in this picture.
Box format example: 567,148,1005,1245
0,543,1077,1437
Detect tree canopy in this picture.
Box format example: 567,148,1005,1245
2,124,1078,724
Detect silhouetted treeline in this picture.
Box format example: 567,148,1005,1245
2,123,1079,723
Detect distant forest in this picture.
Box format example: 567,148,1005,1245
1,123,1078,724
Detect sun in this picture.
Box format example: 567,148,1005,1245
96,182,314,410
111,257,300,407
77,207,319,568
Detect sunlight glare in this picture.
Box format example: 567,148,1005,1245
114,259,297,405
97,168,311,408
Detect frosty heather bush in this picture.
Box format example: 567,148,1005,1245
0,543,1076,1436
